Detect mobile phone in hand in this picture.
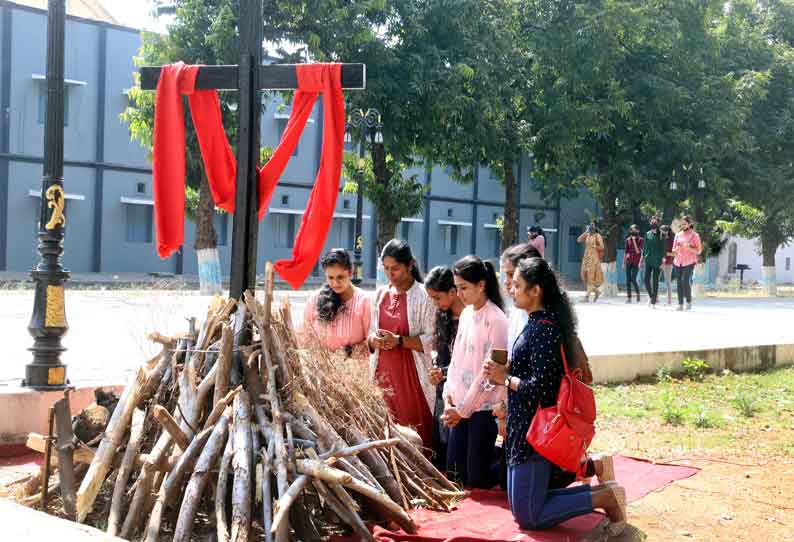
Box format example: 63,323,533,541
491,348,508,366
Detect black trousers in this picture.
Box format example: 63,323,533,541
676,263,695,305
625,264,640,298
446,410,499,489
644,264,661,304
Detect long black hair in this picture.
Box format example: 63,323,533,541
425,266,457,361
517,257,577,353
316,248,352,322
501,242,542,267
381,239,423,283
452,255,504,311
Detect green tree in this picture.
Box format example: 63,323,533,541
416,0,529,248
122,0,239,293
714,0,794,293
267,0,434,250
521,0,749,292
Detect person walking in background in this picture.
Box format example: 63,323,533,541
577,222,605,303
660,225,675,305
642,217,665,307
368,240,436,447
442,256,508,488
301,248,371,357
527,226,546,258
624,225,644,303
672,216,703,311
425,266,465,471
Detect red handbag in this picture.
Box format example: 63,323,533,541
526,336,596,474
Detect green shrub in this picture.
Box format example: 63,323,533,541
733,392,759,417
682,358,710,381
656,366,673,383
693,408,717,429
661,392,685,425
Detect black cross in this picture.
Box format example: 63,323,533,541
139,0,365,299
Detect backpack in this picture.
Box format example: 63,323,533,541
569,335,593,385
526,323,597,475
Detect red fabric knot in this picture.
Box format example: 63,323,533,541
152,62,346,290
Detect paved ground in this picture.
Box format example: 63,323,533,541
2,289,793,387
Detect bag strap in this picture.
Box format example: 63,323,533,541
535,319,572,377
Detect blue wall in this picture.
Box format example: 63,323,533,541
0,2,596,284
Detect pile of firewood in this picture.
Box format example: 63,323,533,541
10,266,465,541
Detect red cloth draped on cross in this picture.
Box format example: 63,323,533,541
151,61,345,289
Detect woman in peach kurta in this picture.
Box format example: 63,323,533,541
302,249,371,357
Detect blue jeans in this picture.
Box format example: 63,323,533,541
507,454,593,530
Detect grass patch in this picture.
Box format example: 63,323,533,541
594,365,794,457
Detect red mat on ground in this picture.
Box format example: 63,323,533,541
358,455,699,542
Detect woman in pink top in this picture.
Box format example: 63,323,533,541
302,249,371,357
672,216,702,311
442,255,508,488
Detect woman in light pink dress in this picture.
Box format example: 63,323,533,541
442,255,508,488
302,249,371,357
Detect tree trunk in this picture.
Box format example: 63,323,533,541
502,161,519,249
372,143,398,252
195,172,222,295
761,225,779,296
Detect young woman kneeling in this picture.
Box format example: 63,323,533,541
484,257,627,534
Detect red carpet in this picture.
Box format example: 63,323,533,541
354,455,699,542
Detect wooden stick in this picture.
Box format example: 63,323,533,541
384,419,409,510
173,411,230,542
341,427,403,505
40,406,55,511
319,438,401,461
143,477,166,542
396,433,459,492
162,426,213,506
76,366,146,523
53,393,78,520
214,323,233,401
216,431,234,542
270,475,309,535
290,392,379,488
311,478,374,542
296,459,353,485
27,432,95,467
261,445,274,542
204,386,242,430
120,430,174,539
140,348,172,405
263,345,290,542
336,468,416,534
152,405,190,452
230,392,253,542
107,408,145,536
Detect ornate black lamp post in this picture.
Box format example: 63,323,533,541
25,0,69,390
344,108,382,285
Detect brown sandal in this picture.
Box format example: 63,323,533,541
592,454,615,483
604,482,627,536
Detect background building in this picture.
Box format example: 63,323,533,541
0,0,596,285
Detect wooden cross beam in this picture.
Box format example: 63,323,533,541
138,0,365,299
139,63,366,91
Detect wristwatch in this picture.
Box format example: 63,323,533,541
504,376,511,388
398,335,404,347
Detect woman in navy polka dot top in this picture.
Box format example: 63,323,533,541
484,257,628,535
